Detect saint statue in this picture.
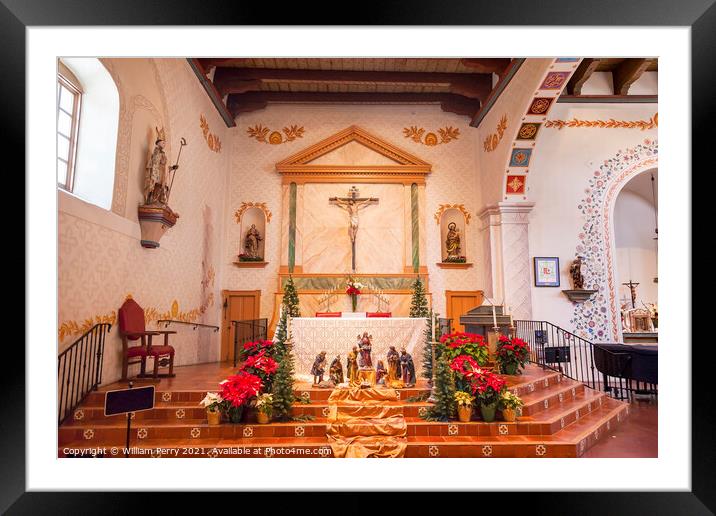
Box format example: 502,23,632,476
570,256,585,290
329,355,344,385
386,346,401,383
445,222,461,260
244,224,262,259
144,127,178,206
346,346,359,385
357,332,373,369
310,351,327,385
400,349,416,387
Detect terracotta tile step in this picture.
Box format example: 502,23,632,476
503,370,566,397
552,400,631,456
518,381,586,416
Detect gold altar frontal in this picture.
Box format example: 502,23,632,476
356,368,376,386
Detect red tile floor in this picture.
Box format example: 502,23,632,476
581,398,657,457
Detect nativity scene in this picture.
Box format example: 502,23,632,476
57,57,658,459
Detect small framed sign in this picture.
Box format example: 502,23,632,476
534,257,560,287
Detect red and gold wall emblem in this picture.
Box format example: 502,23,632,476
247,124,305,145
505,175,526,194
403,125,460,146
527,97,554,115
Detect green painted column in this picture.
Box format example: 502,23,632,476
411,183,419,273
288,182,297,273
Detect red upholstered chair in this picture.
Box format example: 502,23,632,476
118,298,176,381
366,312,392,318
315,312,342,317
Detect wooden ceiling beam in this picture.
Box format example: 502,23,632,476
613,58,651,95
460,58,512,75
226,91,481,118
566,58,601,95
212,67,492,99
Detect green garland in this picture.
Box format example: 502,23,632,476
270,307,295,421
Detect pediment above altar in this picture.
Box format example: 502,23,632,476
275,125,432,184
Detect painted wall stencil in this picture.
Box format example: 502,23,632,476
527,97,555,116
246,124,305,144
403,126,460,146
545,113,658,131
509,148,533,167
539,72,571,90
516,122,541,140
483,114,508,152
505,175,526,194
199,114,222,152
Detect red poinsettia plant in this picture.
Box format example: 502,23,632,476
240,349,279,392
439,332,489,365
495,335,530,375
219,371,262,409
470,369,507,405
242,339,276,359
449,354,485,393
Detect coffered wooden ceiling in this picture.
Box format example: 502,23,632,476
189,57,656,127
189,58,518,128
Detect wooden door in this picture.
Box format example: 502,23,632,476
445,290,484,333
221,290,261,363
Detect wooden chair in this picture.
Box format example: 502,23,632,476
118,298,177,381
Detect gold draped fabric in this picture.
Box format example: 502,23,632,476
326,387,407,458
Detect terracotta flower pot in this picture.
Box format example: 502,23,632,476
256,411,270,424
502,407,517,422
207,409,221,425
457,404,472,422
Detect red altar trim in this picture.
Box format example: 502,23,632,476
315,312,342,318
366,312,392,318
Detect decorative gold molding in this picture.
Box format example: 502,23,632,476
247,124,305,145
200,114,222,152
434,204,471,225
58,294,215,342
544,112,658,131
234,202,273,224
403,126,460,146
483,114,508,152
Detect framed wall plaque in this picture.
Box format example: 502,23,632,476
534,257,560,287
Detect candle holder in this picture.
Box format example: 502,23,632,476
487,326,501,361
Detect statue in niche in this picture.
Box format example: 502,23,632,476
244,224,263,259
357,332,373,369
400,349,416,387
143,127,178,206
329,355,344,385
445,222,461,260
569,256,586,290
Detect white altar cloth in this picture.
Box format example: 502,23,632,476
290,317,427,382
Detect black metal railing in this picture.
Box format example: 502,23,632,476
515,320,657,401
157,319,219,332
232,318,268,367
58,323,111,426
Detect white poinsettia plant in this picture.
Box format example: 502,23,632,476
200,392,223,412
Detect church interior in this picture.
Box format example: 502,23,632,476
57,57,658,459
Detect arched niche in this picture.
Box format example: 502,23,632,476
235,203,271,268
435,205,472,269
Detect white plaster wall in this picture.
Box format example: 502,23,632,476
526,102,658,338
614,188,658,306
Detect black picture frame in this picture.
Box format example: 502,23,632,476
10,0,706,512
533,256,561,287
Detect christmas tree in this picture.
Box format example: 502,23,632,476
421,310,436,380
270,306,296,421
426,353,456,422
283,276,301,318
409,277,429,318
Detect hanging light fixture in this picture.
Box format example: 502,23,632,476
651,172,658,283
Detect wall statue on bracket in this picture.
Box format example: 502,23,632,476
138,127,187,249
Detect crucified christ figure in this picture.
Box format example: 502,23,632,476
329,186,379,272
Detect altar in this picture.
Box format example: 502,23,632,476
290,317,427,382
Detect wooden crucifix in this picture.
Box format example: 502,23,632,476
329,186,379,272
622,279,640,309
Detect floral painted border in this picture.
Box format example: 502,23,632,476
570,139,658,341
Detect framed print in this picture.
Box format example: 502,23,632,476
534,257,560,287
11,0,709,512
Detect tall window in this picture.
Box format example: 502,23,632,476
57,74,82,192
